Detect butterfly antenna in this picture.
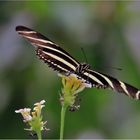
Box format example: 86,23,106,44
80,47,91,93
80,47,88,64
111,66,122,71
104,66,122,71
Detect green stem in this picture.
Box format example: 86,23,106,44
36,130,42,140
60,104,68,140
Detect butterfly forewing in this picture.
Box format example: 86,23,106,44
16,26,80,75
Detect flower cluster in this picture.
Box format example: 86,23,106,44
15,100,49,136
59,74,87,110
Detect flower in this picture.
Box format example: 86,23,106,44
59,74,87,110
33,100,46,117
15,108,32,122
34,100,45,106
60,74,87,94
15,100,49,137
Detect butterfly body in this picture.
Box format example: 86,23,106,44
16,26,140,100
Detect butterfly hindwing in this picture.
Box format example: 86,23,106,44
83,69,140,99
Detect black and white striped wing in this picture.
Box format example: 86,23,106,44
16,26,140,100
83,69,140,100
16,26,79,75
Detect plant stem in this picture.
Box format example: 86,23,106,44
60,104,68,140
37,130,42,140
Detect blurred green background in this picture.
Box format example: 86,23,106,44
1,1,140,139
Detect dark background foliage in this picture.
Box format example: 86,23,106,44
0,1,140,139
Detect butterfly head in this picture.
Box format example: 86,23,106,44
76,63,90,73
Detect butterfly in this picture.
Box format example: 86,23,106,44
16,25,140,100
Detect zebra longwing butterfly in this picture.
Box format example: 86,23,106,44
16,25,140,100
